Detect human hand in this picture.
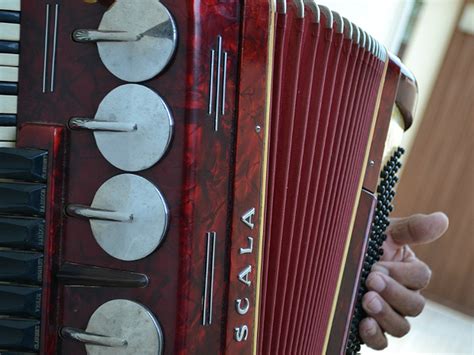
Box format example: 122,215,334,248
359,212,449,350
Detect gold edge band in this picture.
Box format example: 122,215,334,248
322,51,390,354
252,3,276,354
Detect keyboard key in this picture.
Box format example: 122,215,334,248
0,182,46,216
0,148,48,182
0,250,43,285
0,217,45,250
0,285,42,318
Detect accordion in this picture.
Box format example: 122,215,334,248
0,0,417,354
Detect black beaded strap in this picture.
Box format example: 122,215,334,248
345,147,405,354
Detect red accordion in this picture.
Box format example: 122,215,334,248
0,0,417,354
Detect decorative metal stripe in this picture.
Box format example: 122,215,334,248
208,49,215,115
207,36,228,132
214,36,222,132
209,231,216,324
202,231,216,326
221,51,227,116
50,4,59,92
42,4,50,93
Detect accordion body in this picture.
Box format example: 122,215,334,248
0,0,417,354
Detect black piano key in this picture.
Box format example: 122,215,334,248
0,82,17,95
0,149,48,182
0,114,16,126
0,319,40,352
0,217,45,250
0,285,42,318
0,183,46,216
0,41,19,54
0,11,21,24
0,251,43,285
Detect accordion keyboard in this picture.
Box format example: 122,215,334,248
0,0,19,148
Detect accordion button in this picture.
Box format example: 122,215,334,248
67,174,169,261
70,84,173,172
73,0,177,82
61,299,163,355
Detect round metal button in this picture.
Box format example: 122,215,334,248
85,299,163,355
97,0,177,82
94,84,173,172
90,174,169,261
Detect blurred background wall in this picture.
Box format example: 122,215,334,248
319,0,473,353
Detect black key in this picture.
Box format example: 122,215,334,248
0,82,17,95
0,217,45,250
0,319,40,352
0,114,16,126
0,41,19,54
0,11,21,24
0,285,42,318
0,149,48,182
0,251,43,285
0,182,46,216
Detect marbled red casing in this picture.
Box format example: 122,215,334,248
17,0,271,354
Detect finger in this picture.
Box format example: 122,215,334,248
362,291,411,338
366,271,426,316
359,317,387,350
388,212,449,246
376,260,432,290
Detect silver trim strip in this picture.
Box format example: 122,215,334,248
221,51,227,116
202,231,217,326
202,232,211,325
208,49,215,115
214,36,222,132
50,4,59,92
209,231,216,324
42,4,50,93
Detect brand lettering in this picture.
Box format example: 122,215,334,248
241,208,256,230
235,298,250,315
234,325,249,342
233,208,257,343
239,236,254,254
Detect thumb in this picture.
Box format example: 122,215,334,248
388,212,449,246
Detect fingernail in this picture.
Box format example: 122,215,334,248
367,274,386,293
367,296,383,314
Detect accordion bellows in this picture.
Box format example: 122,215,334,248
259,4,386,354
